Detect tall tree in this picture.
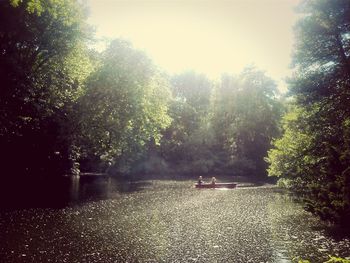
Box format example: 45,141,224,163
78,40,171,175
267,0,350,225
0,0,92,177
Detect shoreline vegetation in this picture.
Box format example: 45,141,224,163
296,256,350,263
0,0,349,261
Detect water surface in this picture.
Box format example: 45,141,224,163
0,178,349,262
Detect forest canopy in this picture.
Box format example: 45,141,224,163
1,0,349,226
0,0,283,180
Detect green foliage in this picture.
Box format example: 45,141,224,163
1,0,283,182
276,178,293,188
0,0,92,176
211,68,283,178
1,1,172,178
159,72,215,175
9,0,85,19
293,256,350,263
159,68,283,178
79,39,171,175
325,256,350,263
267,0,350,226
267,106,315,182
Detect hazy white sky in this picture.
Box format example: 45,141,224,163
87,0,300,91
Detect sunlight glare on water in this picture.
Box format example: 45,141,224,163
1,179,349,263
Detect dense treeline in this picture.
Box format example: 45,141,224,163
1,0,349,226
0,0,93,177
0,0,171,178
0,0,282,182
158,69,282,179
267,0,350,226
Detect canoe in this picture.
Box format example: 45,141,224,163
195,183,237,189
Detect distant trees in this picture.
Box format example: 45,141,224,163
160,69,282,179
211,69,283,179
160,72,215,175
267,0,350,225
0,0,283,182
2,0,350,229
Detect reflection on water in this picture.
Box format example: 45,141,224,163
0,175,153,209
0,179,349,263
67,176,153,204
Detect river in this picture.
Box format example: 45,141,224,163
0,177,349,262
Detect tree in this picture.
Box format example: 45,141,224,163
267,0,350,225
0,0,92,177
78,39,171,175
159,72,215,175
211,68,282,179
160,68,282,178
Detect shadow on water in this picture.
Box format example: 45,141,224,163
0,174,268,211
310,222,350,240
279,191,350,240
0,175,152,210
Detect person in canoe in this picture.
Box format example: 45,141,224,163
211,176,217,184
198,176,203,185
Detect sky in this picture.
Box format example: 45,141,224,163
86,0,301,92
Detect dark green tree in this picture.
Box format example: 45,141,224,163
0,0,92,177
267,0,350,225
